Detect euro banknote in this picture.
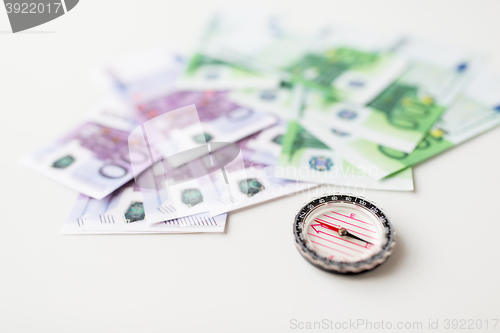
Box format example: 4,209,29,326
229,83,303,120
277,121,414,191
89,47,186,104
134,91,277,166
137,153,234,223
201,13,407,104
127,104,250,222
20,100,152,200
304,71,500,179
302,38,483,153
62,181,227,234
200,124,318,216
177,53,280,90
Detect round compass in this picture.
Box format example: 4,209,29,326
293,194,395,274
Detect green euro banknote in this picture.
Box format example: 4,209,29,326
276,121,414,191
301,71,500,180
176,11,286,91
302,38,483,153
283,44,407,104
202,12,407,104
229,83,304,120
178,53,280,90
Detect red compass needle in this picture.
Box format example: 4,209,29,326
317,221,340,233
315,220,373,246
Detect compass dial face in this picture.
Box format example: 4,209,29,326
303,202,385,262
293,194,395,274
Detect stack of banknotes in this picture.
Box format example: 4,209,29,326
21,12,500,234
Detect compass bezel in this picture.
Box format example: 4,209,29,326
293,194,395,274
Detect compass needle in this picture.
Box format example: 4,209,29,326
315,221,373,245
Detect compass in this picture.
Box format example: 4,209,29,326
293,194,395,274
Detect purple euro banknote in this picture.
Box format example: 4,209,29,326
89,47,186,105
21,100,152,200
63,180,227,234
134,90,277,164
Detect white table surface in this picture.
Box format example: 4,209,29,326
1,1,500,332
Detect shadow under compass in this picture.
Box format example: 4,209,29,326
322,232,406,280
354,234,404,279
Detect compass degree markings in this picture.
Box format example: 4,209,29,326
323,214,376,233
330,210,373,226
